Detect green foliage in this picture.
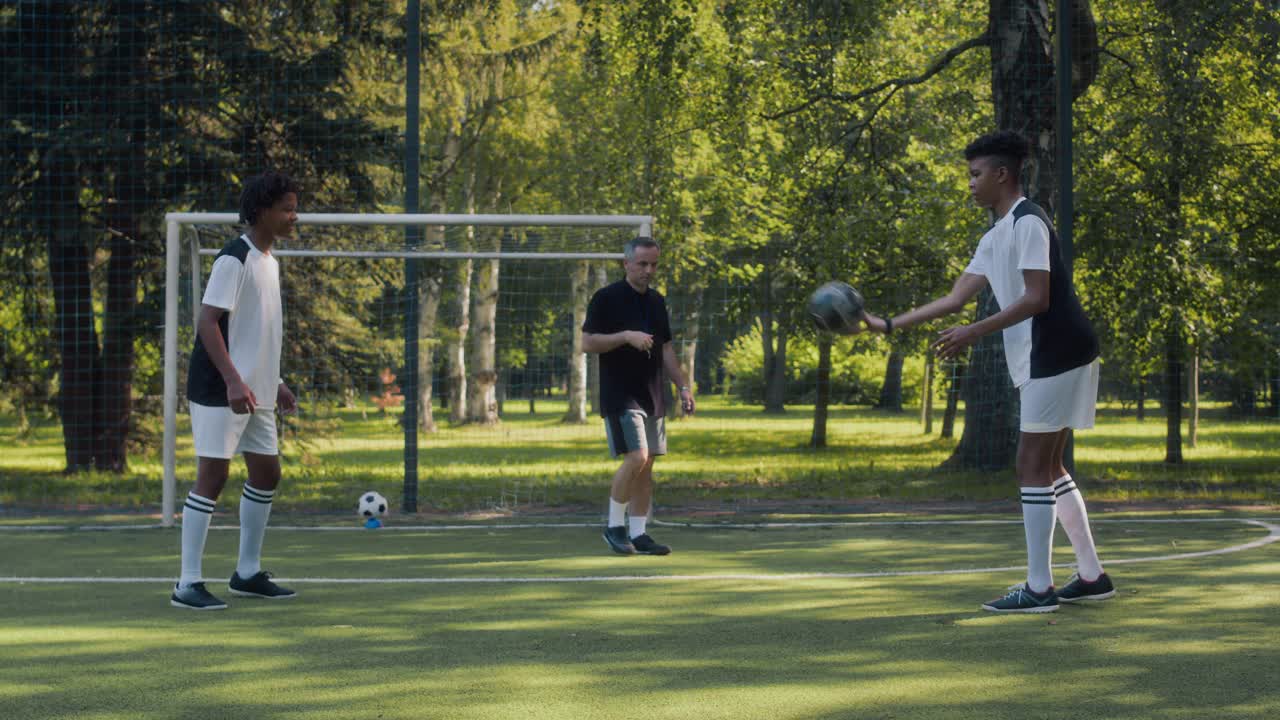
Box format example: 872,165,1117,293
721,320,941,407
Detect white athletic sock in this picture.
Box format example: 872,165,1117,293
236,485,275,579
608,498,627,527
629,514,648,539
1053,474,1104,581
1020,487,1057,593
179,492,216,588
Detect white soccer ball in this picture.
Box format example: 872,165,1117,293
357,491,389,519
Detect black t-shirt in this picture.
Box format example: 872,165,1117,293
582,280,673,417
1013,201,1101,378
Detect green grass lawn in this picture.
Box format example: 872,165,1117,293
1,397,1277,515
1,516,1278,719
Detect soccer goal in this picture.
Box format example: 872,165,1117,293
162,212,654,526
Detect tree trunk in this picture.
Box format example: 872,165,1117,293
1165,326,1183,464
1188,343,1198,448
96,5,147,472
876,349,905,412
564,260,590,423
764,327,788,414
810,336,832,448
446,156,475,423
45,154,98,471
943,289,1019,470
1264,353,1274,417
1137,376,1146,421
588,262,608,414
466,226,500,424
921,346,935,434
941,361,963,440
676,286,703,418
445,255,472,423
415,262,444,433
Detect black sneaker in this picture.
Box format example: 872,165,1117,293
603,525,636,555
981,583,1059,614
1058,572,1116,603
170,582,228,610
630,533,671,556
229,571,297,599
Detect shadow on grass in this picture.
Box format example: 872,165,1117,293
1,541,1277,719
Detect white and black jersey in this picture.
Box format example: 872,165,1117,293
965,198,1099,387
186,235,283,409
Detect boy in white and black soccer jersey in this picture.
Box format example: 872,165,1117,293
171,172,300,610
860,131,1116,614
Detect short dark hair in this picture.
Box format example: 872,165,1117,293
963,130,1030,180
624,236,660,260
239,171,301,225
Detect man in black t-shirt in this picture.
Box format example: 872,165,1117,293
582,237,695,556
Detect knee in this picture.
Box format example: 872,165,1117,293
622,450,650,473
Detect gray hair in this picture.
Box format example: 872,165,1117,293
623,236,660,260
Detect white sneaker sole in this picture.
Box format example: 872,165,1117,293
170,598,227,610
228,588,296,599
1059,590,1117,603
981,603,1060,614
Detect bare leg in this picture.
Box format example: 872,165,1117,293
194,456,231,500
610,449,649,505
627,456,657,518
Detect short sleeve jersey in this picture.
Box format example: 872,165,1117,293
186,235,284,409
964,198,1099,387
582,280,674,417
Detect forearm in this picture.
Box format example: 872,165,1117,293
967,295,1043,339
662,347,688,388
197,317,241,385
891,296,963,332
581,332,628,354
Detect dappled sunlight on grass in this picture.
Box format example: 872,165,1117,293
0,518,1277,719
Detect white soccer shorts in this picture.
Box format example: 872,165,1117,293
189,402,279,458
1019,359,1101,434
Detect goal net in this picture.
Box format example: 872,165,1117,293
163,213,653,525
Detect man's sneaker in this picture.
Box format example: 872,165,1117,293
1058,572,1116,603
229,571,296,599
981,583,1059,614
630,533,671,556
171,582,228,610
603,525,636,555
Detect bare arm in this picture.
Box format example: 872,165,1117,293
662,343,695,415
582,330,650,355
934,269,1050,359
863,272,988,334
197,304,256,413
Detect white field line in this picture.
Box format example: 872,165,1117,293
1,520,1275,586
3,517,1278,532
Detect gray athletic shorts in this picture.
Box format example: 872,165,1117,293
604,409,667,457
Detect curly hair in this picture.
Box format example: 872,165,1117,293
239,172,301,225
963,130,1031,180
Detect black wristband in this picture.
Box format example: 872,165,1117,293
885,316,894,335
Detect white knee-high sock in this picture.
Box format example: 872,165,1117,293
179,492,216,588
236,485,274,579
608,498,627,527
1021,487,1057,593
1053,474,1104,581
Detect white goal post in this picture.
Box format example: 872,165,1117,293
162,212,654,526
